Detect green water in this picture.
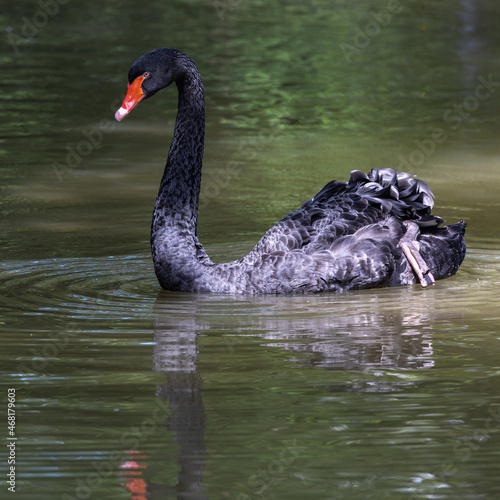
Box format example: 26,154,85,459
2,0,500,498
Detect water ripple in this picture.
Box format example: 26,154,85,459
0,255,156,321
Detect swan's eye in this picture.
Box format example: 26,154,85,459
143,72,150,78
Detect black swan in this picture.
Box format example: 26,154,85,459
114,48,466,294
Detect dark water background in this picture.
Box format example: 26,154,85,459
1,0,500,498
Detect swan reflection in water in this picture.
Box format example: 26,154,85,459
121,287,464,498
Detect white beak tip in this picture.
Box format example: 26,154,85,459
114,107,128,122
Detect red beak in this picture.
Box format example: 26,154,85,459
115,75,146,121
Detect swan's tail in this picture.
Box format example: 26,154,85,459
350,168,444,226
309,168,444,227
356,168,445,226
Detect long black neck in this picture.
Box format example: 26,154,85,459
155,62,205,225
151,58,210,290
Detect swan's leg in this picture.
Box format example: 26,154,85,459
398,221,435,287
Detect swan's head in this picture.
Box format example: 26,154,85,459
115,48,183,122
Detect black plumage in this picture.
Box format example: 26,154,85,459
115,48,466,294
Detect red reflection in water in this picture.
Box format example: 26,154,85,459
120,451,147,500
